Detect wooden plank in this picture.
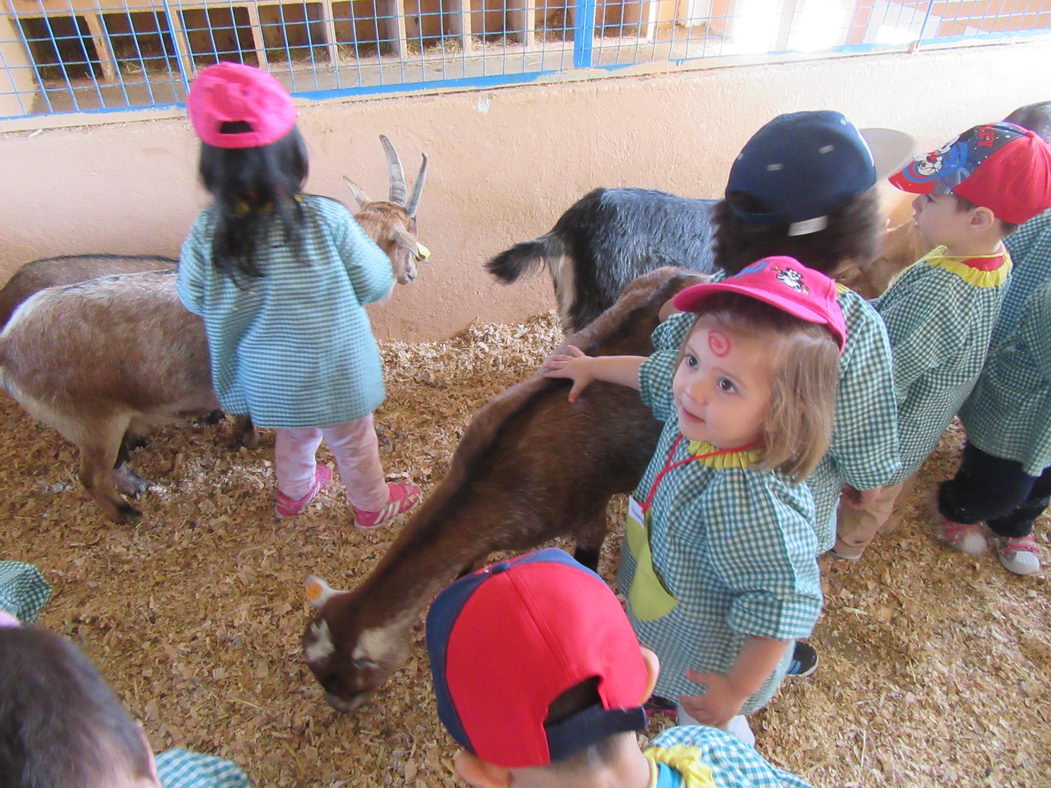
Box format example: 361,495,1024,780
319,0,339,65
507,0,534,48
378,0,407,57
445,0,472,54
82,12,117,80
245,1,269,70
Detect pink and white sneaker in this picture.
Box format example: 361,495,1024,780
353,482,421,531
995,534,1041,576
275,465,333,518
929,491,988,555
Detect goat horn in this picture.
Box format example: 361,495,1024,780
380,135,407,206
405,152,429,218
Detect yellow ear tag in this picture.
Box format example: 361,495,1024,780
305,580,324,603
415,242,431,260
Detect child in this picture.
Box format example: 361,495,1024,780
177,62,420,527
544,257,842,744
835,122,1051,561
425,547,814,786
933,208,1051,575
666,110,903,555
0,567,250,788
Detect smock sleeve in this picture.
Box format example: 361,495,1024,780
176,211,212,317
638,311,692,421
703,473,822,641
331,206,395,305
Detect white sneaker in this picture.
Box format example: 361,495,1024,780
995,535,1041,576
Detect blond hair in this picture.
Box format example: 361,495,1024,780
678,292,840,482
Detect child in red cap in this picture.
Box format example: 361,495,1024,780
426,548,814,786
835,121,1051,561
544,257,842,745
178,62,420,528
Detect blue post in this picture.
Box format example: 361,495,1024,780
573,0,596,69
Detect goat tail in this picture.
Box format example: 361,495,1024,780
485,234,564,283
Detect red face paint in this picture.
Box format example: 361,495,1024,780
708,329,731,357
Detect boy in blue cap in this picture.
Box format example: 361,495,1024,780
425,548,813,787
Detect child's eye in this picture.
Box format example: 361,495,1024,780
684,354,699,369
717,378,736,393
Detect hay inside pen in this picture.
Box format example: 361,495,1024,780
0,312,1048,787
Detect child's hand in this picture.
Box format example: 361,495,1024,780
542,345,594,403
679,669,748,728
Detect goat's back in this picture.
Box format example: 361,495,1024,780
0,270,213,416
0,254,176,329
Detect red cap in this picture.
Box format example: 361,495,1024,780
188,62,297,149
672,256,847,352
425,549,649,768
889,122,1051,225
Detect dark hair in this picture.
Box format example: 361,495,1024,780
198,123,308,285
950,194,1020,236
713,187,882,275
0,627,154,787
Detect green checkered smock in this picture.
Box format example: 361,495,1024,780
646,726,813,786
156,748,252,788
652,283,901,553
617,346,822,714
178,195,394,428
876,246,1011,482
959,213,1051,475
0,561,51,623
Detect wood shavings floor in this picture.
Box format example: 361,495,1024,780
0,312,1047,787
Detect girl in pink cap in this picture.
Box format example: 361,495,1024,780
177,62,420,527
543,256,842,745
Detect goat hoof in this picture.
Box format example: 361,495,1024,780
204,409,225,425
113,503,143,524
124,433,149,451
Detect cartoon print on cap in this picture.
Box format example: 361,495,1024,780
775,266,809,294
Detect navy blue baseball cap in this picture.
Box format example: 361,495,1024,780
425,548,649,768
727,111,912,234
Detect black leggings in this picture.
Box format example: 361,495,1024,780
938,442,1051,538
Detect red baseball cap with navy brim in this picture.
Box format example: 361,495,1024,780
672,256,847,352
425,548,649,769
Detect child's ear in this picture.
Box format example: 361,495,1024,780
970,206,997,231
638,646,660,704
453,750,512,788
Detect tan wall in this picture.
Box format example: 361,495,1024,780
1,40,1048,341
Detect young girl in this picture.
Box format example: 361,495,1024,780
177,62,419,527
544,256,843,744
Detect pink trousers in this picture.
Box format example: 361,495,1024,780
274,415,389,511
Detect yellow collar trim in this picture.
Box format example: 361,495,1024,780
644,745,717,788
686,439,764,470
924,245,1012,288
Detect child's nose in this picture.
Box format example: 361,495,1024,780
912,195,924,212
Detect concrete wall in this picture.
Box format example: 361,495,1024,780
1,39,1048,341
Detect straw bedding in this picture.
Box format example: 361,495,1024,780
0,312,1047,787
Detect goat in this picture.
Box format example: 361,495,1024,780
301,267,705,711
0,254,176,329
486,188,717,331
0,136,429,524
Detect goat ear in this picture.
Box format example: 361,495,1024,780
342,176,371,209
394,227,430,260
305,575,341,609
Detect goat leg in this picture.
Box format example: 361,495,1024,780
79,415,142,523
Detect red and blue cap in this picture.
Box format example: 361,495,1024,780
672,255,847,352
890,122,1051,225
425,548,649,769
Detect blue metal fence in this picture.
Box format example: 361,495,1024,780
2,0,1049,120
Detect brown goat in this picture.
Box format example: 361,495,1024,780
301,267,705,711
0,137,429,523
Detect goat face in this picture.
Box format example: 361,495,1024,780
301,579,409,711
355,203,427,285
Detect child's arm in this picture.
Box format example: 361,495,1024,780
679,636,790,726
542,345,644,403
176,214,210,316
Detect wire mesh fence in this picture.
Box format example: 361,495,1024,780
2,0,1049,120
